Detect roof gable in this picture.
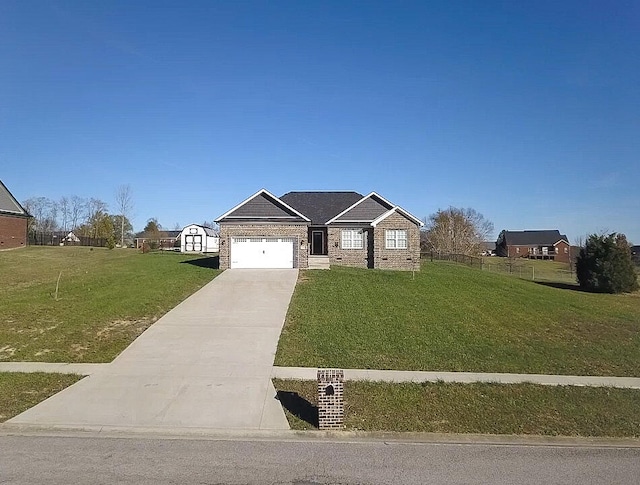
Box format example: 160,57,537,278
330,194,392,223
0,180,29,216
182,224,218,237
327,192,423,227
280,191,363,225
216,189,310,223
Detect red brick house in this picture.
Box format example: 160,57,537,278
0,180,30,250
215,189,423,270
496,230,571,263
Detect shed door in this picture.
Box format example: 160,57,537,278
185,234,202,252
230,237,294,269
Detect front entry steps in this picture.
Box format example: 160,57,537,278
308,255,330,270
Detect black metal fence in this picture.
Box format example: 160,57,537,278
421,251,483,268
28,233,107,248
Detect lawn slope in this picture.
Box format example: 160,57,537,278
0,247,219,362
275,262,640,376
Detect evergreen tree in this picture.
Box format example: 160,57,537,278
576,233,638,293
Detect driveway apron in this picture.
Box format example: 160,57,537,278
8,270,298,431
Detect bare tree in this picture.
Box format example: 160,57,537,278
424,207,494,256
59,196,70,232
70,196,86,231
47,200,58,232
22,197,57,242
115,185,134,247
201,221,219,232
85,198,109,238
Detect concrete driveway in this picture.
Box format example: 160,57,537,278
8,269,298,432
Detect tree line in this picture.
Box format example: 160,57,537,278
420,206,637,293
22,185,134,248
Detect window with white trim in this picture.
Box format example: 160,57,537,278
385,229,407,249
341,229,364,249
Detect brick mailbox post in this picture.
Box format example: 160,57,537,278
317,368,344,430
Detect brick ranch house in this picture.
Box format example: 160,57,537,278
215,189,423,270
0,180,30,250
496,230,571,263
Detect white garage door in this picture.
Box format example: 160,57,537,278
230,237,294,269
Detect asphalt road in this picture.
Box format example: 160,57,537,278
1,433,639,485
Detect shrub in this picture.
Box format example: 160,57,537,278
576,233,639,293
106,235,116,250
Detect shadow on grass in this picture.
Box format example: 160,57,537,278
533,280,588,292
180,255,219,269
276,390,319,428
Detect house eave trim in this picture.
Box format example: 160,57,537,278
371,207,424,227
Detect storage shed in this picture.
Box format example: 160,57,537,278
180,224,219,253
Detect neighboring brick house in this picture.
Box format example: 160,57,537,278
215,189,423,270
0,180,30,250
496,230,571,263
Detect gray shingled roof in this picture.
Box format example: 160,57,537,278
503,230,568,246
221,192,308,222
280,191,363,225
332,195,392,223
0,180,29,216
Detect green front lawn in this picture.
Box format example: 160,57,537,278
0,247,219,362
274,379,640,437
275,262,640,376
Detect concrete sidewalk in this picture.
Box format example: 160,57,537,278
0,362,640,389
8,270,299,432
272,367,640,389
3,363,639,389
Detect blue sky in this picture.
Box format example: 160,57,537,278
2,0,638,242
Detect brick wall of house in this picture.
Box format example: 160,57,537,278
0,214,28,250
373,212,420,271
219,223,308,269
327,227,371,268
553,240,571,263
506,242,571,263
506,245,528,258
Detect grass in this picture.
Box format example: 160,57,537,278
482,257,577,284
275,262,640,376
273,379,640,437
0,372,83,422
0,246,219,362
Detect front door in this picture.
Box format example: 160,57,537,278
311,230,325,255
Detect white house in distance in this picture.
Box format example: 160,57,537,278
180,224,219,253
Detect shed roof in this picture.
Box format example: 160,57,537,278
182,224,218,237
